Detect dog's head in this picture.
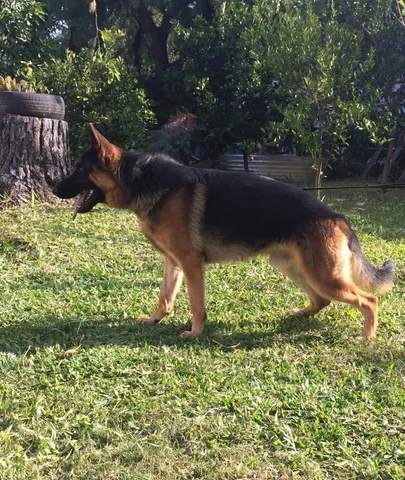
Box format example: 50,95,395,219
53,124,123,219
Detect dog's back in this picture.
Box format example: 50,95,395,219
122,150,340,245
199,167,342,248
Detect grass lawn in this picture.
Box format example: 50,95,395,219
0,185,405,480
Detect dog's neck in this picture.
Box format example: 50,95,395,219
119,150,173,217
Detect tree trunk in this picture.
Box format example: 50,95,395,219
0,115,70,203
243,149,249,172
68,26,79,53
379,140,403,183
397,165,405,183
360,146,383,180
314,159,324,200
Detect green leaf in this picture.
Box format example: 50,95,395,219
101,30,113,43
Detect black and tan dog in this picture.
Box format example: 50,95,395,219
53,125,395,338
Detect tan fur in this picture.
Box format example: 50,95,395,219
89,170,128,209
136,189,207,336
188,183,206,251
140,256,183,325
89,123,122,174
136,189,195,258
265,222,378,338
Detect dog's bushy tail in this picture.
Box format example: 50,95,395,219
349,232,395,294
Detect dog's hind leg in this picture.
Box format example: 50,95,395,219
141,256,183,325
287,263,378,337
310,278,378,338
276,261,330,316
297,224,379,338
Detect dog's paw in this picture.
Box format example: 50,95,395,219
181,329,203,338
139,317,159,326
291,307,312,317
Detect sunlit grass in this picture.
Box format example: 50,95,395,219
0,185,404,479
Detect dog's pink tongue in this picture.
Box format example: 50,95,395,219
72,191,87,221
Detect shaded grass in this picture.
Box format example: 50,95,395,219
0,185,405,479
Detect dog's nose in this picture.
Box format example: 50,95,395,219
52,184,60,196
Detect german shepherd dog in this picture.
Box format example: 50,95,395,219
53,125,395,338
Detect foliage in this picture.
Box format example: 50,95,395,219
20,30,156,159
175,1,280,160
0,0,46,76
0,75,34,92
2,0,405,175
0,187,405,478
393,0,405,28
255,0,395,170
37,0,216,124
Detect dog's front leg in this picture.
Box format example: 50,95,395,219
141,256,183,325
180,257,206,337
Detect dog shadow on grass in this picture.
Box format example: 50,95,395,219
1,313,404,373
0,312,323,350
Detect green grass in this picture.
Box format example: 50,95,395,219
0,185,405,480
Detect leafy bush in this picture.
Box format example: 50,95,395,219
0,76,34,92
0,0,46,76
20,30,156,159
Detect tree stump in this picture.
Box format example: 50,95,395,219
0,115,71,203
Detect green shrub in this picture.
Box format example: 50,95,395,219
0,75,35,92
20,30,156,159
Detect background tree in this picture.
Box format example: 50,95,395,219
255,0,395,190
0,0,46,75
371,1,405,182
35,0,216,124
175,0,280,164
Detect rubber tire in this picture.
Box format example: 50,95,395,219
0,91,65,120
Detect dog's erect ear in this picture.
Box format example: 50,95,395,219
88,123,122,167
89,123,111,152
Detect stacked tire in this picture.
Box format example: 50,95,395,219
0,91,65,120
